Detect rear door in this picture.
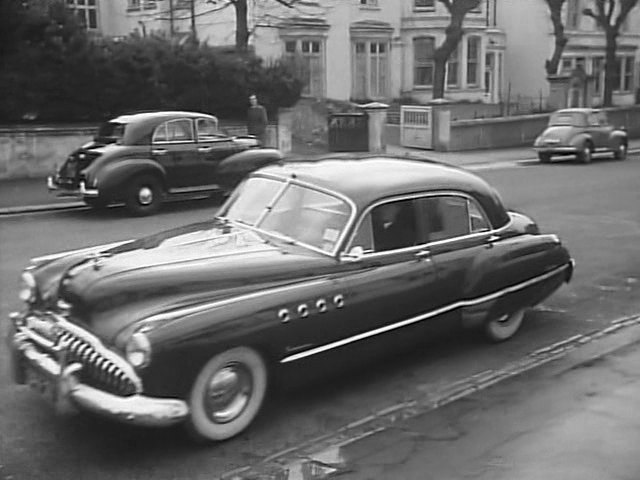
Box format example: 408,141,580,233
195,117,244,188
151,118,199,189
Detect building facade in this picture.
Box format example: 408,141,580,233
499,0,640,107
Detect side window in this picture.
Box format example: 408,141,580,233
419,196,470,242
588,113,600,127
166,119,194,142
152,124,168,143
596,111,608,126
468,199,490,232
196,118,220,141
370,199,418,252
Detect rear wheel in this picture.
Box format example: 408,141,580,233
186,346,268,442
538,153,552,164
614,142,627,160
125,174,162,216
484,308,525,342
578,143,593,164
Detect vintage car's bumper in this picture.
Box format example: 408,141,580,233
8,311,189,427
47,176,99,198
534,146,578,154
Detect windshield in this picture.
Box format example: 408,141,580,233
549,112,586,127
96,121,126,144
221,176,352,254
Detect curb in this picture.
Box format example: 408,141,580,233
0,201,86,216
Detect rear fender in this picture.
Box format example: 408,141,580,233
92,159,166,199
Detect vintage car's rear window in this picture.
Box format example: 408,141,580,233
549,112,587,127
222,177,352,254
96,122,126,144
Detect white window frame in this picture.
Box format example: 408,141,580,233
66,0,98,30
466,36,481,87
414,36,436,87
414,0,436,11
283,37,326,98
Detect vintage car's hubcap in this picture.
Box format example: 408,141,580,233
205,363,252,424
138,187,153,205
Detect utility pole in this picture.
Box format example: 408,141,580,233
169,0,175,37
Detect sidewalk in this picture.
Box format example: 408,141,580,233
230,316,640,480
1,139,639,215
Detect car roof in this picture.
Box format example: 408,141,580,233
257,156,511,228
110,111,216,124
554,108,598,115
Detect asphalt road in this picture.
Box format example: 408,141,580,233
0,154,639,480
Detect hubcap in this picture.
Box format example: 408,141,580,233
620,145,627,157
204,363,252,424
137,186,153,205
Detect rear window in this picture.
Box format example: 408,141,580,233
549,112,587,127
96,122,126,144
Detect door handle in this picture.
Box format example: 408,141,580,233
485,234,500,248
198,146,213,153
415,249,431,259
152,149,168,155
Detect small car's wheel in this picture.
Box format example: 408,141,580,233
125,175,162,216
538,153,552,164
186,346,267,442
83,197,109,210
614,142,627,160
484,308,525,343
578,143,593,164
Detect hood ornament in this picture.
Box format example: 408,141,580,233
87,251,113,271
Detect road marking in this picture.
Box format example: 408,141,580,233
223,312,640,480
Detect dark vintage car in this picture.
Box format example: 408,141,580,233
533,108,628,163
9,157,574,441
47,111,283,215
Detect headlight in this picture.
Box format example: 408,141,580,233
125,332,152,369
19,271,37,303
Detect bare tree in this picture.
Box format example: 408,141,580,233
543,0,568,76
432,0,482,99
209,0,299,51
582,0,639,106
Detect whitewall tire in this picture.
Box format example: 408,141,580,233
187,346,267,442
484,308,526,343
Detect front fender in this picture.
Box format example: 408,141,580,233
216,149,284,190
91,159,166,199
610,130,628,144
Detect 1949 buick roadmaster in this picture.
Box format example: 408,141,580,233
9,156,574,441
47,111,283,216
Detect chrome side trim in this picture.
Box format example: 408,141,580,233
139,278,329,327
280,262,572,364
168,184,220,194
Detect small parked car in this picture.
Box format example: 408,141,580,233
9,156,573,441
47,111,283,215
533,108,628,164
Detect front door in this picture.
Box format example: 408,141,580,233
151,118,200,189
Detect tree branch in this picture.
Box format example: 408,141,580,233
438,0,453,13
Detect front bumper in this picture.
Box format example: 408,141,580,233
47,176,99,198
9,311,189,427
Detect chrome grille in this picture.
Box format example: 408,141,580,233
56,328,137,396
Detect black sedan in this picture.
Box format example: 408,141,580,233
47,111,283,215
9,156,573,441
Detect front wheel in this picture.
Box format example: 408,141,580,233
578,144,593,164
484,308,525,342
186,346,268,442
538,152,552,164
125,174,162,216
613,142,627,160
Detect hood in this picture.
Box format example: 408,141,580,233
538,125,577,144
42,220,334,342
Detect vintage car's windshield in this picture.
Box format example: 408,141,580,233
221,176,352,254
548,112,586,127
95,121,126,144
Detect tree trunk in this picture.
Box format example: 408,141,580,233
234,0,249,52
603,29,618,107
544,0,567,76
432,20,464,99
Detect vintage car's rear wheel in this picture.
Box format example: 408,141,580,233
187,346,267,442
484,308,525,342
538,153,552,163
614,142,627,160
578,143,593,164
125,174,162,216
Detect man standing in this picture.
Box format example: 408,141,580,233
247,94,268,146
